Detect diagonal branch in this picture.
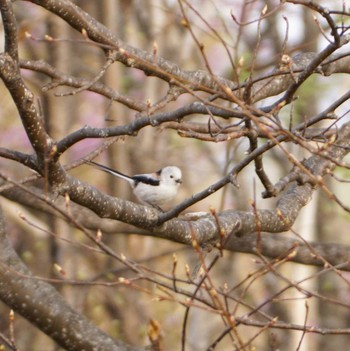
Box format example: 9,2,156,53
61,123,350,260
26,0,236,95
0,206,142,351
20,59,147,112
0,0,18,60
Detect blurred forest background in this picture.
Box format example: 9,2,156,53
1,0,350,351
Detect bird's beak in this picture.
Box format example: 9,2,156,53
176,179,182,184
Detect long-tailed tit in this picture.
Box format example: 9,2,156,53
86,160,182,208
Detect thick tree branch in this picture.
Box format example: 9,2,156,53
3,178,350,271
251,51,350,103
0,0,18,60
25,0,350,106
52,123,348,267
0,206,142,351
0,0,52,159
0,53,50,157
26,0,235,96
227,233,350,270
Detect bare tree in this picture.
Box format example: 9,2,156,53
1,0,350,350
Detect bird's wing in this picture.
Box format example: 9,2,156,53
132,174,160,186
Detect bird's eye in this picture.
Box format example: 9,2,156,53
170,175,174,179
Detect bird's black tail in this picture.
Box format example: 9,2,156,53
85,160,133,183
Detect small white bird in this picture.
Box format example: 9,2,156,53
86,160,182,208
